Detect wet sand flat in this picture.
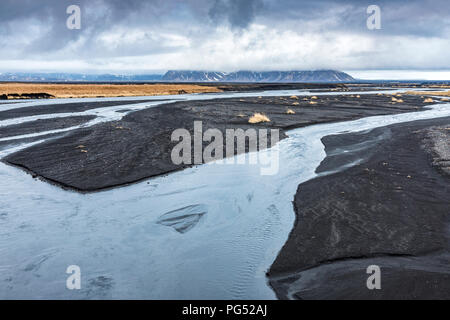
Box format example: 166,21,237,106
268,117,450,300
3,93,440,191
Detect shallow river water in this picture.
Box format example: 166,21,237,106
0,89,449,299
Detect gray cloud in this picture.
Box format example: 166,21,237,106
209,0,263,28
0,0,449,72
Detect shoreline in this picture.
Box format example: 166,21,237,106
3,93,441,192
0,116,95,139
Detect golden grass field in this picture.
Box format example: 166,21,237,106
0,83,222,99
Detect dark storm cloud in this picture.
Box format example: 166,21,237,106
258,0,450,36
2,0,449,48
208,0,263,28
0,0,449,71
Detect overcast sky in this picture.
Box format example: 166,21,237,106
0,0,449,78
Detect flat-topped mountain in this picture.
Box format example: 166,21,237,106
162,70,354,82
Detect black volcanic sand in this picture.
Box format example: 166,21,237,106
209,82,446,92
0,99,162,121
3,94,440,191
421,125,450,176
0,115,96,138
208,82,444,93
268,117,450,300
215,83,347,92
0,93,54,100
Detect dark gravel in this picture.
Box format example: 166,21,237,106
268,117,450,300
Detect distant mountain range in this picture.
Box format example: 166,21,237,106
0,72,163,82
0,70,354,82
162,70,354,82
162,71,226,82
